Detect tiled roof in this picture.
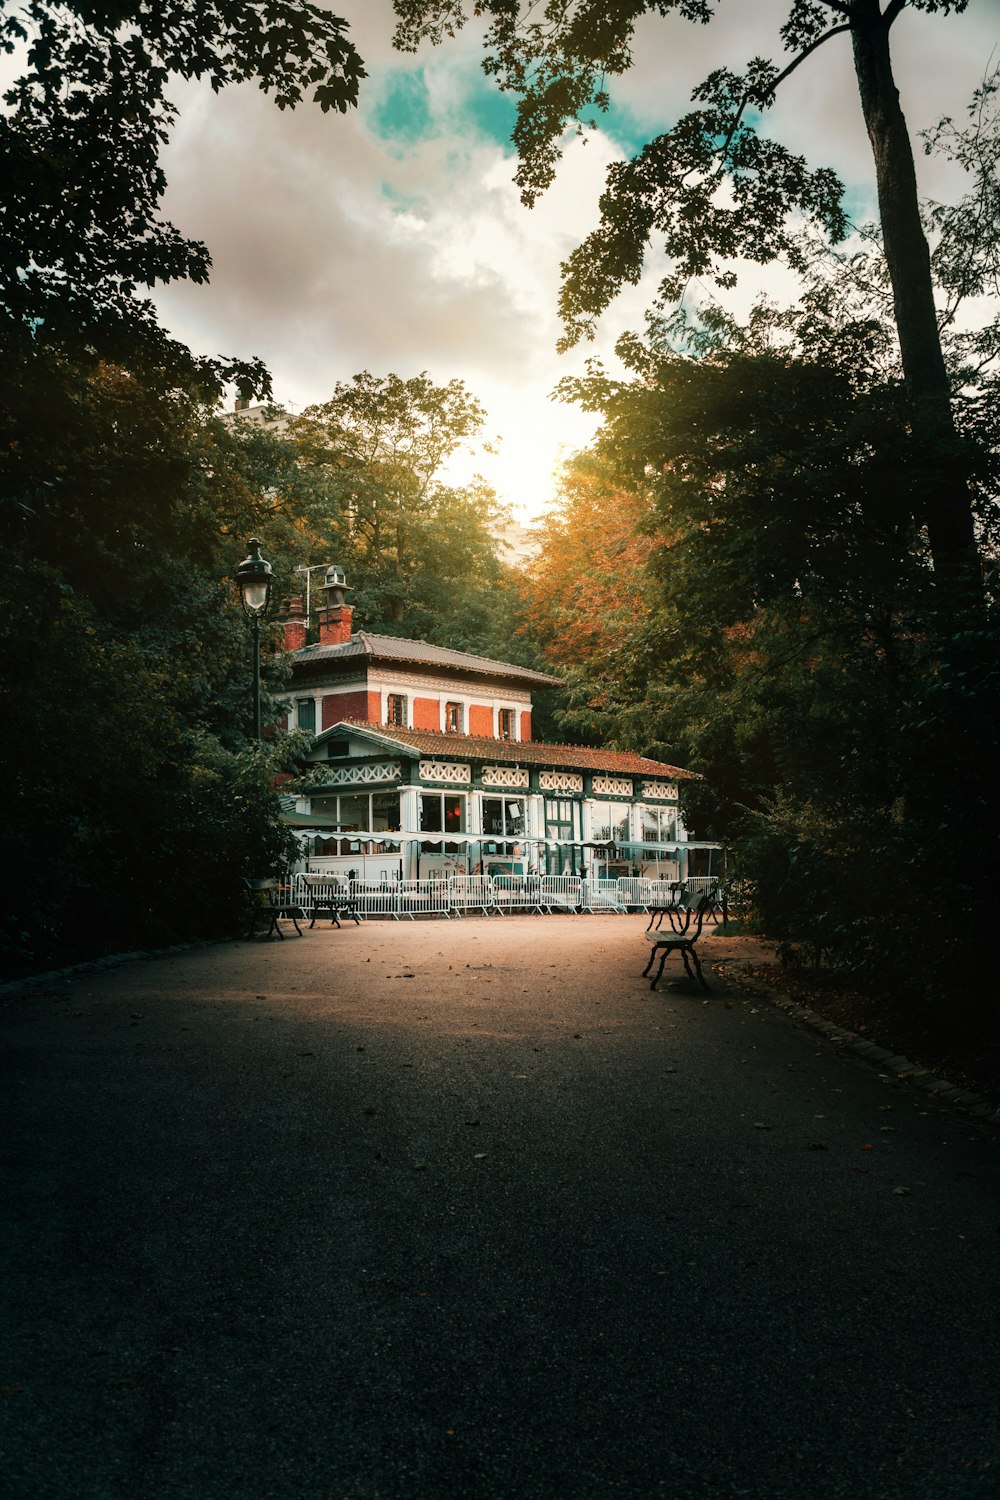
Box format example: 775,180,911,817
290,631,562,688
321,721,700,780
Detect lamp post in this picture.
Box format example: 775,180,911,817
235,538,273,740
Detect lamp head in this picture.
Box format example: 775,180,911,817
236,538,274,618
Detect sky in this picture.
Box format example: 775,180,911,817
154,0,1000,521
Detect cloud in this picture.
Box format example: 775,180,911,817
153,0,998,517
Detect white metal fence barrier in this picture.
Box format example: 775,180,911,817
449,876,502,916
539,875,584,912
493,876,548,913
582,879,628,914
292,872,722,921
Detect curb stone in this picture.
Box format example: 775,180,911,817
715,962,1000,1129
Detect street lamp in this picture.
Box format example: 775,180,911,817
235,538,273,740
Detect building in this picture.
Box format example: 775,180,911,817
278,566,714,885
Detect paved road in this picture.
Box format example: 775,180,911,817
1,918,998,1499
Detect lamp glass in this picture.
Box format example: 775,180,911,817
241,578,270,614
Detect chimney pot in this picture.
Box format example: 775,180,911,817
280,594,308,653
318,564,354,645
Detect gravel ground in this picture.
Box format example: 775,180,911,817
1,915,998,1500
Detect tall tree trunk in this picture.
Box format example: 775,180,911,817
851,0,979,590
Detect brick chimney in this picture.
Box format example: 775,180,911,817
317,564,354,646
281,595,307,653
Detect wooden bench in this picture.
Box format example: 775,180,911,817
641,892,713,991
644,884,689,933
242,878,304,940
301,874,362,928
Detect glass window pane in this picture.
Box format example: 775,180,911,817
297,699,316,733
420,794,443,833
339,794,369,831
444,797,464,833
372,792,400,831
594,802,629,841
482,798,503,835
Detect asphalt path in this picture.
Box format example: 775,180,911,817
1,917,998,1500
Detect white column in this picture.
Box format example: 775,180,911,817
399,785,420,880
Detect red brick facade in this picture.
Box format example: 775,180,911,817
412,696,441,732
520,710,532,742
322,689,379,729
468,704,494,737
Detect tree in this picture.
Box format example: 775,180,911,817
1,0,363,398
516,290,1000,1007
393,0,982,587
284,372,512,646
0,3,371,969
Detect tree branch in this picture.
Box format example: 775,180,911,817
883,0,908,28
769,23,853,96
720,25,853,160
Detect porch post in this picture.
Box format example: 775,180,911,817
399,785,420,880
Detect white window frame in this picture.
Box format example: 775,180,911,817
386,693,408,728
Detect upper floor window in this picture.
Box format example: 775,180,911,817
445,702,464,734
498,708,516,741
296,698,316,734
386,694,407,728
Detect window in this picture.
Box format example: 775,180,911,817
482,797,525,837
338,794,368,832
420,793,465,834
296,699,316,733
445,702,464,734
544,798,581,840
386,694,407,727
498,708,516,740
593,801,631,843
544,798,582,875
308,791,401,856
371,792,400,833
640,805,677,844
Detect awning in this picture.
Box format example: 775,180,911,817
617,841,722,851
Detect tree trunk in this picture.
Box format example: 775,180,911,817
850,0,979,589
